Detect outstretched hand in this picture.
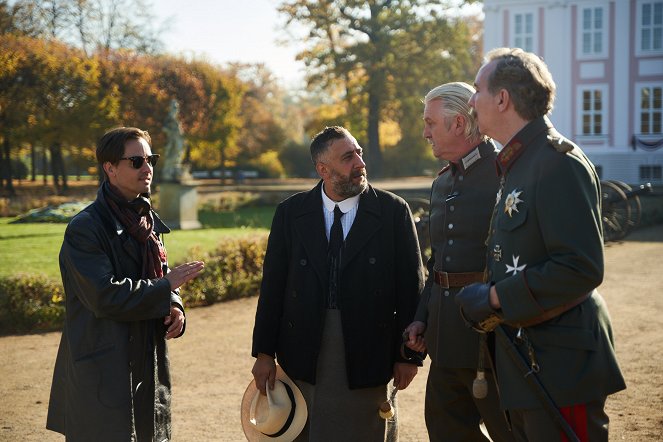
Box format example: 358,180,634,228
165,261,205,290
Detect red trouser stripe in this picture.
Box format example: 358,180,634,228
559,404,589,442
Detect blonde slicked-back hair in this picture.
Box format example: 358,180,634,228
424,82,483,141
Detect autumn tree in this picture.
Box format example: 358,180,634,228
10,0,165,55
278,0,480,176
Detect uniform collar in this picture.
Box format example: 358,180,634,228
495,116,551,176
448,139,495,176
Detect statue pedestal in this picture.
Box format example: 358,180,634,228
158,183,201,230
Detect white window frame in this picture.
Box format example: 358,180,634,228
636,0,663,56
511,9,537,53
635,82,663,138
577,4,608,59
576,84,609,142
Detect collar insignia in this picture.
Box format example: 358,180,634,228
461,147,481,170
496,139,525,173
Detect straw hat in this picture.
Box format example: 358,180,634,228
241,366,307,441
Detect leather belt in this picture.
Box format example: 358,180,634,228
507,292,593,329
434,270,485,289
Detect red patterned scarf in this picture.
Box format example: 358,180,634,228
102,182,167,278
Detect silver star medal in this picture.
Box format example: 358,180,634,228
506,255,526,276
504,189,523,217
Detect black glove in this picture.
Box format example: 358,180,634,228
455,283,497,325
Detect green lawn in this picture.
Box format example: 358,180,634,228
0,206,275,280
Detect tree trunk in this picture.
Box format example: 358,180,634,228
367,86,383,178
219,142,227,185
2,134,15,195
30,143,37,181
42,147,48,186
49,142,68,194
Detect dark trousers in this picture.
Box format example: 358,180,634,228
508,399,609,442
425,365,513,442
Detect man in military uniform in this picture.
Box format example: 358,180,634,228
405,82,513,442
457,47,626,441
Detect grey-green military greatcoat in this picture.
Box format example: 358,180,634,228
487,116,626,410
414,141,513,442
415,140,499,368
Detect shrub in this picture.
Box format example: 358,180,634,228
0,274,65,334
179,233,268,307
0,235,268,334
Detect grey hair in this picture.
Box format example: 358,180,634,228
424,82,482,140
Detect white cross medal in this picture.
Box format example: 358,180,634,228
504,189,523,217
506,255,527,276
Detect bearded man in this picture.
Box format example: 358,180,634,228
250,126,425,441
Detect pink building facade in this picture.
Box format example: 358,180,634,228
483,0,663,184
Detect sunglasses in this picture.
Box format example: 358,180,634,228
119,154,160,169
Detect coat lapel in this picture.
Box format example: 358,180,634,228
340,185,381,271
294,181,329,285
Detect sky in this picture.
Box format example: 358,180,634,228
155,0,307,89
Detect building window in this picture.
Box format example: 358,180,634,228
580,88,605,136
638,1,663,53
513,12,534,51
580,6,605,57
639,85,662,134
640,165,662,181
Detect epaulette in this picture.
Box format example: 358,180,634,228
438,164,451,176
546,133,574,153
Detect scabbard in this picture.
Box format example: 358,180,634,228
494,326,580,442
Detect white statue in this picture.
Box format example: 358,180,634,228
161,99,186,182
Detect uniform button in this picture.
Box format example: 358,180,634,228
299,259,307,266
445,256,451,262
449,206,455,212
368,257,376,264
129,361,134,367
448,239,454,245
129,335,134,342
448,223,454,229
288,321,294,328
444,290,450,297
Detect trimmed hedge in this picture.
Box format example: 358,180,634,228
180,233,268,307
0,274,65,334
0,234,268,334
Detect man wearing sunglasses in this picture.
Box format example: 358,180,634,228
47,126,204,441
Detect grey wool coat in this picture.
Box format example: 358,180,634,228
47,186,184,441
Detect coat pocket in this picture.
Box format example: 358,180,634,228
497,204,528,232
